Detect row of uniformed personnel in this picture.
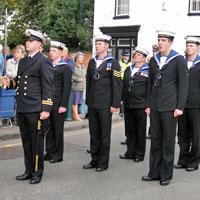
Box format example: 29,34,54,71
1,28,200,187
84,30,200,187
117,31,200,186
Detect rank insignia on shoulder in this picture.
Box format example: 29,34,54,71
113,70,121,78
42,98,53,106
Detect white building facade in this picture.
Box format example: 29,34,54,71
93,0,200,58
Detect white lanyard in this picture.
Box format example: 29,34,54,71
187,61,193,69
130,66,140,77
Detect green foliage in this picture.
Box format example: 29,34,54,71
40,0,79,48
0,0,17,25
2,0,94,51
0,0,17,12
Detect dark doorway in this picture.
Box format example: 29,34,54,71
100,25,140,60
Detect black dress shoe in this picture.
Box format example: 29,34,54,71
49,158,63,163
134,158,143,162
16,173,32,181
174,164,186,169
96,167,108,172
29,176,42,184
83,163,96,169
141,175,153,181
186,167,198,172
160,179,170,186
121,139,127,145
119,154,133,159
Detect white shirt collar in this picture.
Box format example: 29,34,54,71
28,51,39,58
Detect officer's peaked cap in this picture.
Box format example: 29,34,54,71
25,29,46,44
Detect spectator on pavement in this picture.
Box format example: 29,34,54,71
5,45,26,79
71,52,86,121
3,45,13,61
0,44,4,76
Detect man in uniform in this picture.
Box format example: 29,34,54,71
83,34,122,172
175,36,200,171
44,41,72,163
119,50,132,145
2,29,54,184
142,30,188,186
119,47,149,162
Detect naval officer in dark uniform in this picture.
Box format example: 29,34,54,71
83,34,122,172
142,30,188,186
2,29,54,184
44,41,72,163
119,47,149,162
175,36,200,171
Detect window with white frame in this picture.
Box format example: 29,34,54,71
116,0,129,16
189,0,200,14
118,38,130,46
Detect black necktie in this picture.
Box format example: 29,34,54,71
27,56,32,64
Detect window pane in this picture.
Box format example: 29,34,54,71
116,0,129,16
118,38,130,46
192,1,195,10
191,0,200,12
198,1,200,10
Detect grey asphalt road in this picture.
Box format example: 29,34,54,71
0,121,200,200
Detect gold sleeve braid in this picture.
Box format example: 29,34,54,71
42,98,53,106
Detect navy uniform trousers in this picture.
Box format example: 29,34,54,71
88,107,112,169
17,112,44,177
148,110,177,180
46,110,65,160
177,109,200,168
124,108,147,160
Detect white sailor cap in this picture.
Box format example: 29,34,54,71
157,30,176,40
94,34,112,43
25,29,46,44
50,40,66,50
185,36,200,45
133,47,149,57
